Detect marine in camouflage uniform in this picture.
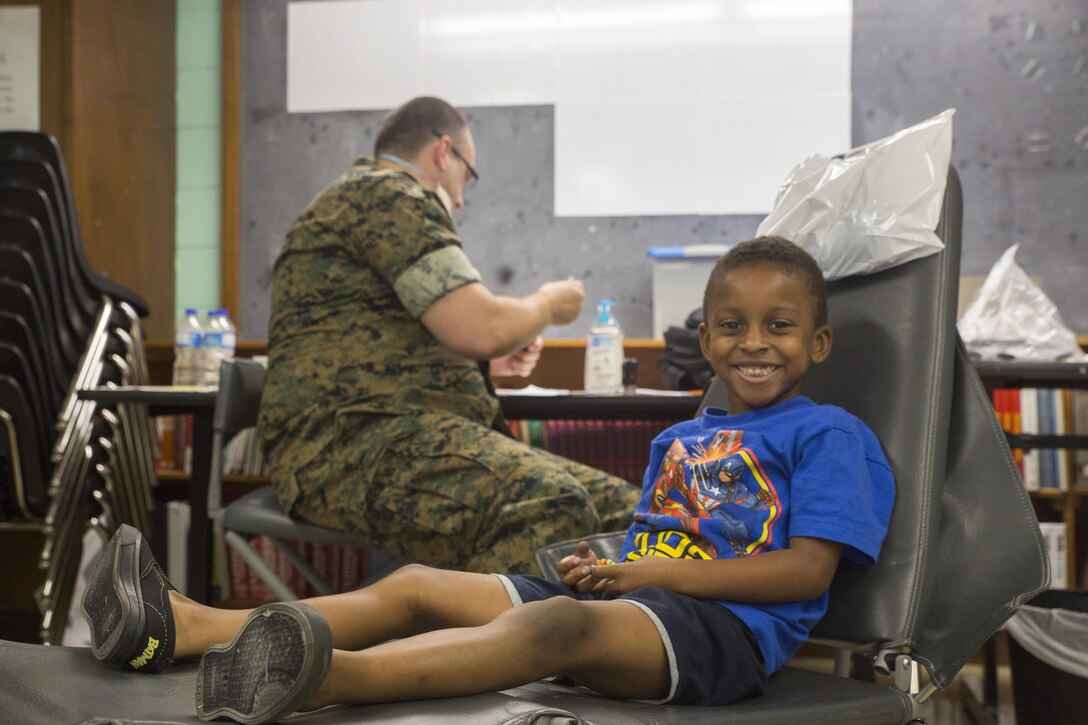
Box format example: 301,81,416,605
256,158,639,574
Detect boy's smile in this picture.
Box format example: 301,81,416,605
698,263,831,415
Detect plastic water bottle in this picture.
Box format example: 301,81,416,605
218,310,238,370
584,299,624,394
199,309,237,386
172,308,202,386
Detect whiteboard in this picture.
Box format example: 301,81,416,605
286,0,851,216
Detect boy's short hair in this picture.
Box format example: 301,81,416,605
374,97,468,158
703,236,828,327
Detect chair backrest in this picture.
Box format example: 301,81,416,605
676,167,1046,690
208,358,268,516
0,214,86,343
801,168,963,649
794,167,1047,686
0,132,150,317
0,374,49,519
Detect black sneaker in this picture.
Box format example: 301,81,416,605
196,602,332,725
79,523,176,672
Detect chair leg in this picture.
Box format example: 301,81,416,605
268,535,335,597
223,530,299,602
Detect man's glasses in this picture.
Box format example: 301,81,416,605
432,129,479,191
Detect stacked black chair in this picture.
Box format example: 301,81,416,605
0,131,158,645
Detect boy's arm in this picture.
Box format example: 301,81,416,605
585,536,843,602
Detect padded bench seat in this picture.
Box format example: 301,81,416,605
0,638,911,724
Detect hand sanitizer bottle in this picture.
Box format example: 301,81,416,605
584,299,624,394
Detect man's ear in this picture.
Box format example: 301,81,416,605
811,324,832,364
431,134,453,172
698,322,711,360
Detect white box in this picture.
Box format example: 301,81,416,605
649,245,729,338
1039,521,1068,589
167,500,191,596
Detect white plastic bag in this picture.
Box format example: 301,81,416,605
1006,603,1088,679
757,109,954,280
958,244,1086,362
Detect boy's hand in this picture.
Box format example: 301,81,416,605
586,556,672,595
556,540,605,592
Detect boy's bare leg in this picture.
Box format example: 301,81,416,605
308,595,670,707
170,564,513,659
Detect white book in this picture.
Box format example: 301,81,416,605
1038,521,1068,589
167,500,191,596
1020,388,1040,491
1053,389,1071,490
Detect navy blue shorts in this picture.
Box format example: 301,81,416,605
496,574,767,706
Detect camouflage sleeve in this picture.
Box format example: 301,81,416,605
359,178,481,316
394,246,482,318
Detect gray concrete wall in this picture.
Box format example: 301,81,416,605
239,1,1088,341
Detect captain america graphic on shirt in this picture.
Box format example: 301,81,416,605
616,398,895,676
628,428,780,561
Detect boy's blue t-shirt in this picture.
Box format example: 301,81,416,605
618,395,895,674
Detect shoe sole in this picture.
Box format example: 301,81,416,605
196,602,332,725
79,524,146,665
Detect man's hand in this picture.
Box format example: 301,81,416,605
490,336,544,378
538,277,585,325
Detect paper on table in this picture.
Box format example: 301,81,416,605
495,384,571,396
497,385,697,397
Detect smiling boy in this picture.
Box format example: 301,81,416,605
82,236,894,724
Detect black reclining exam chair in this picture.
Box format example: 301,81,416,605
506,167,1050,722
0,166,1050,723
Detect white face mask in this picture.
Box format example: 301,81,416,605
434,182,454,215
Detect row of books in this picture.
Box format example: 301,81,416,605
159,418,666,482
221,426,269,477
991,387,1088,490
506,418,680,484
154,417,268,477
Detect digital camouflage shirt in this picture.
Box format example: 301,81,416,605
256,158,496,487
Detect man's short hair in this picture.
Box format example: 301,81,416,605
703,236,828,327
374,97,469,158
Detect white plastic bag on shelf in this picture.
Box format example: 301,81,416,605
958,244,1086,362
757,109,954,280
1006,603,1088,680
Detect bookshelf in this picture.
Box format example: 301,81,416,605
975,360,1088,589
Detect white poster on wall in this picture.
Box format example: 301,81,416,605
0,6,41,131
286,0,851,217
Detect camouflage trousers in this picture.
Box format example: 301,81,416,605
285,410,640,575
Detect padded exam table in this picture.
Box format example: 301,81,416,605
0,638,909,724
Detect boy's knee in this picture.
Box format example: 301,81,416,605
518,596,595,651
386,562,472,591
382,563,447,599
